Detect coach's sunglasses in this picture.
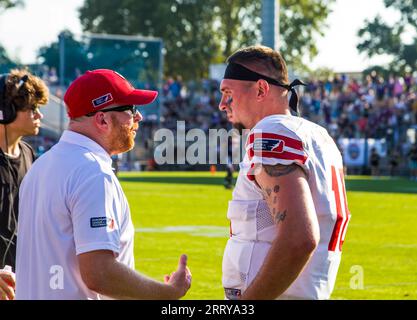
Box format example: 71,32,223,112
86,105,138,117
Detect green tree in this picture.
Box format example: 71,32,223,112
37,30,89,85
212,0,334,70
0,44,12,64
79,0,334,79
310,67,335,80
0,0,22,12
0,0,23,69
280,0,334,71
0,43,17,73
211,0,262,61
79,0,219,80
357,0,417,73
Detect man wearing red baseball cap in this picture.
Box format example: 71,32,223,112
15,69,192,300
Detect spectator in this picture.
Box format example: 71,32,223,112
408,143,417,181
389,149,400,177
370,148,380,178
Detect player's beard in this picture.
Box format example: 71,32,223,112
109,114,136,154
232,122,246,135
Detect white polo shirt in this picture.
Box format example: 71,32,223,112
15,130,135,300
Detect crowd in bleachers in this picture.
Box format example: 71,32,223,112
300,73,417,147
160,76,228,133
299,72,417,174
29,67,417,175
152,72,417,174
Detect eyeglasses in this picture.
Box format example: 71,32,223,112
86,105,138,117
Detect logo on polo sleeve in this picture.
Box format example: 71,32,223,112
90,217,115,230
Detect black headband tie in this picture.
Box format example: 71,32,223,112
223,62,306,115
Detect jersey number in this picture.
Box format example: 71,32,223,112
328,166,351,252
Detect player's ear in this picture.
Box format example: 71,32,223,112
256,79,269,100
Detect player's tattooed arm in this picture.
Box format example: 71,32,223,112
258,163,306,223
261,184,280,199
259,164,302,223
263,163,299,177
274,210,287,225
261,183,284,224
243,162,318,299
271,208,287,225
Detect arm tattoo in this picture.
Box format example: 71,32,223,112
265,188,272,197
274,210,287,225
262,184,280,200
264,164,298,177
263,185,280,201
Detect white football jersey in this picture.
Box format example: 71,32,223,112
222,114,351,300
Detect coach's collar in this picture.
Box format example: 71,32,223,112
60,130,112,166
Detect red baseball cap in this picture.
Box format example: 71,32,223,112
64,69,158,118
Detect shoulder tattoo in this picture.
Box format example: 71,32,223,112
263,164,298,177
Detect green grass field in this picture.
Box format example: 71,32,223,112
119,171,417,300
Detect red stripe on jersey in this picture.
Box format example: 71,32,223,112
247,163,256,181
252,150,307,164
247,133,254,147
247,132,304,151
248,147,254,160
338,172,351,251
328,166,344,252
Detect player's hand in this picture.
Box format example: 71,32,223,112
0,271,15,300
164,254,192,299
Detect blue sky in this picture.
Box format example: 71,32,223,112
0,0,403,72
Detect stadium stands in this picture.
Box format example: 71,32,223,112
34,66,417,176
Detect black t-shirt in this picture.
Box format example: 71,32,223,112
390,153,399,167
409,146,417,162
370,153,380,166
0,140,35,269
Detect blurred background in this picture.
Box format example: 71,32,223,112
1,0,416,176
1,0,416,300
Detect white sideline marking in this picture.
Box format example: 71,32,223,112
135,225,229,238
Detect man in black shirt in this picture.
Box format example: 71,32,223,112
370,147,380,178
0,69,49,277
408,143,417,181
